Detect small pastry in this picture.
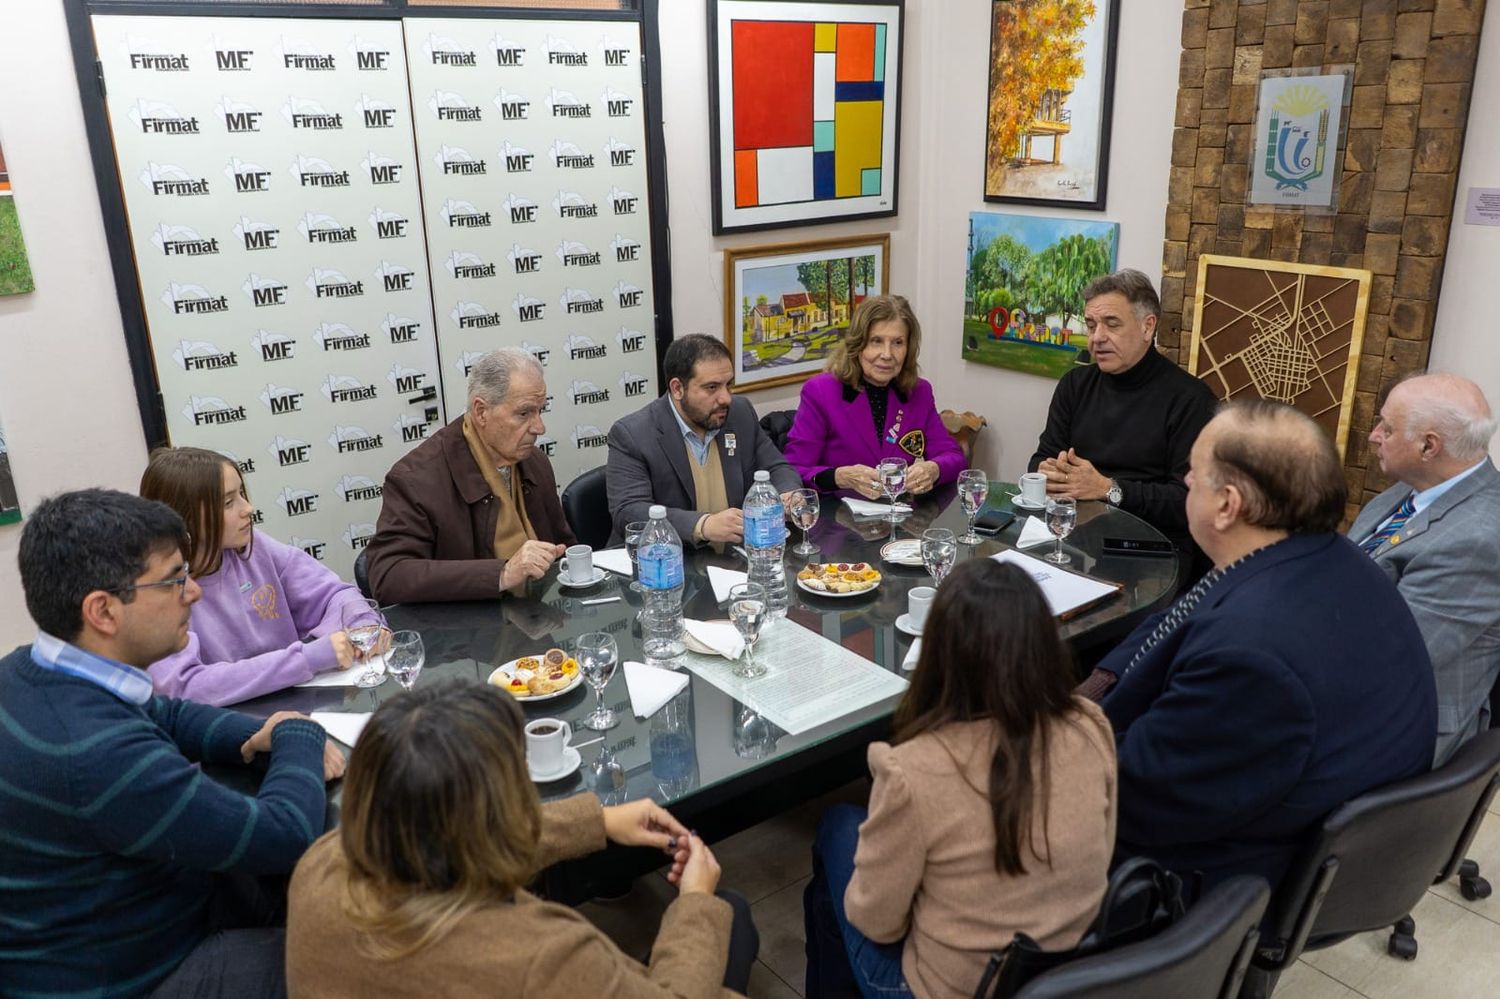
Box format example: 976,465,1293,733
517,656,541,673
543,648,567,670
561,657,579,675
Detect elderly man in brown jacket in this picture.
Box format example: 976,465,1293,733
367,347,575,603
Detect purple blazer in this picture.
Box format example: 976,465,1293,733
785,372,965,492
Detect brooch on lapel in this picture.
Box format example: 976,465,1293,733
724,433,738,456
885,408,905,445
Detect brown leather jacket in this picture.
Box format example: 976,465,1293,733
366,417,575,603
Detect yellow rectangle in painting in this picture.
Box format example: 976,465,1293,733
815,23,837,52
833,100,882,198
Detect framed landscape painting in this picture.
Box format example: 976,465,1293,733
724,233,889,391
962,211,1118,380
983,0,1119,209
709,0,904,234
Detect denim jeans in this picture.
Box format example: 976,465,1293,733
804,804,914,999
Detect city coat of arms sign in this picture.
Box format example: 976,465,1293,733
1247,71,1350,210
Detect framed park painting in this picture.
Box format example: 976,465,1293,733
983,0,1120,210
709,0,904,234
724,232,889,391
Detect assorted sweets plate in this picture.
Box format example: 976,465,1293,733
488,648,584,701
796,561,882,597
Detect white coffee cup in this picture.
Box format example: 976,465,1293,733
560,544,594,584
525,718,572,775
908,586,937,632
1019,472,1047,506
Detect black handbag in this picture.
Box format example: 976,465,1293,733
972,857,1189,999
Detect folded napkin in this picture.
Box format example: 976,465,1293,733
707,565,748,603
310,711,372,748
295,653,386,687
623,661,689,718
842,496,913,518
592,547,634,576
1016,515,1054,550
902,638,922,672
683,618,745,659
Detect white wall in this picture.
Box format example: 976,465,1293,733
1,0,1496,644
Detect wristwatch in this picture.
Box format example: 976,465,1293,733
1106,480,1123,506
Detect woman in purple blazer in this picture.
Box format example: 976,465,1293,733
785,295,965,498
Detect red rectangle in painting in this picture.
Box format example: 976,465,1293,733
835,23,876,81
731,20,814,149
734,149,759,207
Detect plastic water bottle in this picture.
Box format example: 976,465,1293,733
637,505,685,666
743,471,788,622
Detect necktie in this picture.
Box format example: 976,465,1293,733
1360,494,1415,555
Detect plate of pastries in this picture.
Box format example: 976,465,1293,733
796,561,882,597
487,648,584,701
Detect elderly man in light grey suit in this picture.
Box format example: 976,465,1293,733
607,334,802,547
1350,373,1500,765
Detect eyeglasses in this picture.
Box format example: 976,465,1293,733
108,565,193,599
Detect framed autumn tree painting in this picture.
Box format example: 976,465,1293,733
983,0,1120,209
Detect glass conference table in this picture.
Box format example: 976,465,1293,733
233,482,1177,897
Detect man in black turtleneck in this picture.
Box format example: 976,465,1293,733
1028,269,1217,575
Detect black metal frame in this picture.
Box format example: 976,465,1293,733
705,0,905,236
63,0,674,449
980,0,1120,212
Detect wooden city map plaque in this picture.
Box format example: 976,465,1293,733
1188,255,1371,457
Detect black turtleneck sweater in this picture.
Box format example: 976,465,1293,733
1027,349,1217,539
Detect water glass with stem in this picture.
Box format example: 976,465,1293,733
341,598,388,689
789,488,820,556
957,469,990,544
877,457,908,522
1045,496,1078,565
727,582,768,680
921,528,959,585
576,631,620,731
385,630,425,692
624,520,647,593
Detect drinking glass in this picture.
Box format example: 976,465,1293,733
386,630,425,692
877,457,908,522
576,631,620,731
957,469,990,545
624,520,647,593
341,598,388,689
789,488,820,556
727,582,768,680
1045,496,1077,565
921,528,958,585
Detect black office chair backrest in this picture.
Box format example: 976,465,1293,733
1014,876,1270,999
353,547,372,599
759,410,796,453
562,464,611,549
1257,729,1500,967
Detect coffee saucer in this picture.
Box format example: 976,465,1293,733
557,567,608,590
1009,494,1046,511
529,745,582,783
895,613,923,637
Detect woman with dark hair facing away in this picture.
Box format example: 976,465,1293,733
804,559,1117,998
286,678,758,997
784,295,965,500
142,446,367,704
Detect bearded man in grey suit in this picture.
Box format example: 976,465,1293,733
606,334,803,547
1351,373,1500,765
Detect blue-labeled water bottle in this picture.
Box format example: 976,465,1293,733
743,471,788,622
637,504,686,666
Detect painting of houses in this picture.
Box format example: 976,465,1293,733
724,234,889,391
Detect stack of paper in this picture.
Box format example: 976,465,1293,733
295,654,385,688
990,549,1121,618
310,711,372,748
592,548,634,576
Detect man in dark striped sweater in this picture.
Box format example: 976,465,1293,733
0,489,340,998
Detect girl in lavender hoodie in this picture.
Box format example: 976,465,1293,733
142,447,362,705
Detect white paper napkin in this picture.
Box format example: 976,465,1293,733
902,638,922,671
707,565,749,603
310,711,372,748
623,661,689,718
842,496,913,518
683,618,745,659
295,653,386,687
592,547,634,576
1016,516,1054,549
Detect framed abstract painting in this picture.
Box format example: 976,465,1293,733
709,0,904,234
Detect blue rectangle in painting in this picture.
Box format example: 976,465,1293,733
813,151,836,200
835,81,884,103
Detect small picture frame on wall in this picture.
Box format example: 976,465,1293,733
708,0,904,234
982,0,1120,210
1246,69,1352,212
724,233,890,392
